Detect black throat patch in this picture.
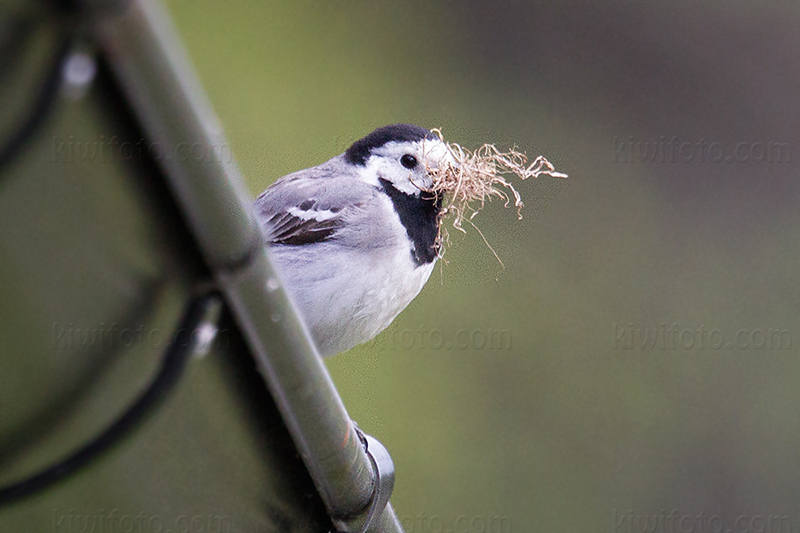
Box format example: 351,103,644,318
378,178,441,266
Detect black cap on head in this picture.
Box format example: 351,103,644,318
345,124,436,166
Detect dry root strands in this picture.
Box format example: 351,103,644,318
422,128,568,254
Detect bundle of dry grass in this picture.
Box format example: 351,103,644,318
422,128,568,258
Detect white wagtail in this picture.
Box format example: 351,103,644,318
255,124,453,357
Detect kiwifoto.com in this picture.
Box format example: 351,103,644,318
51,135,233,164
612,509,792,533
612,323,791,351
612,136,791,164
52,509,232,533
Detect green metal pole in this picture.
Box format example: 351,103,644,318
75,1,403,530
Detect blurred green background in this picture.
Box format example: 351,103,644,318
166,1,800,531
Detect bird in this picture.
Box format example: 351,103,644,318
254,124,453,357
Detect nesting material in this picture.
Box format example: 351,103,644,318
421,128,568,256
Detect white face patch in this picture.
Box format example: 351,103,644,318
419,137,453,171
354,138,452,196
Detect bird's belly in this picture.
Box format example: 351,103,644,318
269,243,435,356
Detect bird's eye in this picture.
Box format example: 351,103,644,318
400,154,418,169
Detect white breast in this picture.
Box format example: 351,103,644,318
269,241,435,357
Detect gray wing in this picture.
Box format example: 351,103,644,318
254,159,377,246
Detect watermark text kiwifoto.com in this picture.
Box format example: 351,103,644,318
398,512,511,533
389,326,512,351
613,508,791,533
52,136,233,164
612,323,791,351
612,136,790,164
52,322,229,352
52,508,232,532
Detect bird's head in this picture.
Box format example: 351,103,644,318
345,123,453,198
